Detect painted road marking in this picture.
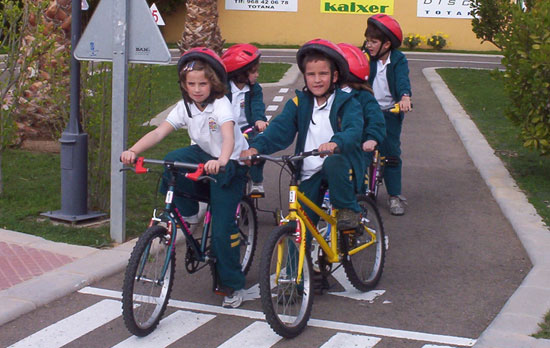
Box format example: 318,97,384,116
8,299,121,348
320,332,381,348
329,266,386,301
266,105,279,112
78,286,476,346
112,310,215,348
218,321,282,348
278,88,289,93
272,96,284,102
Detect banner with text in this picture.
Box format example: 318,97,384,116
321,0,394,15
417,0,473,19
226,0,297,12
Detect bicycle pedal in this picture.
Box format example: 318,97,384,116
248,192,265,199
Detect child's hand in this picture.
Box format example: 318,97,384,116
399,95,412,112
255,120,268,132
362,140,377,152
205,159,223,175
121,150,137,165
240,148,259,166
318,142,338,157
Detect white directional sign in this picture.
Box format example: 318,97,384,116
74,0,170,64
150,3,165,26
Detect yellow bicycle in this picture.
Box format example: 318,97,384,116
242,150,385,338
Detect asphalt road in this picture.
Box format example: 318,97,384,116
0,52,532,348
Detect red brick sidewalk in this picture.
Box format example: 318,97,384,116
0,241,76,291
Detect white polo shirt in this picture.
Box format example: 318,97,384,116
372,56,395,110
230,81,250,129
301,93,335,181
165,97,249,160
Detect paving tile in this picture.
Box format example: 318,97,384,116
0,242,76,291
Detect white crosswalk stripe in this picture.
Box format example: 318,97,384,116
320,332,381,348
112,310,215,348
8,299,121,348
217,321,282,348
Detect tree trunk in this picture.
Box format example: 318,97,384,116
178,0,225,55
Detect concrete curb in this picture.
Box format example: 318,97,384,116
423,67,550,348
261,63,300,88
0,203,207,327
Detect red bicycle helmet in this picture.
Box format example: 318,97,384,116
337,43,370,82
296,38,349,80
221,44,261,77
177,47,227,84
366,14,403,48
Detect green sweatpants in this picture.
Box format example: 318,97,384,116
160,145,247,291
299,154,360,233
379,110,403,196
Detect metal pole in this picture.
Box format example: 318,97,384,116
42,0,105,223
110,0,129,243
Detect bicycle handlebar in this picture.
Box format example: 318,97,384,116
121,157,224,182
239,148,338,164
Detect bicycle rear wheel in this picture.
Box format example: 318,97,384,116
341,195,385,291
259,223,314,338
236,197,258,274
122,225,175,336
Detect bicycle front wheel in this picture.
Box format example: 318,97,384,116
122,225,175,336
236,197,258,274
259,223,314,338
341,195,385,291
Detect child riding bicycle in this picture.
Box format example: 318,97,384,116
120,47,249,308
363,14,412,216
337,42,386,169
222,43,268,195
240,38,365,232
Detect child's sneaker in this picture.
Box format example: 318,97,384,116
336,208,360,230
222,288,245,308
388,195,407,216
249,183,264,194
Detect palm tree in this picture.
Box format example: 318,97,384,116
178,0,224,55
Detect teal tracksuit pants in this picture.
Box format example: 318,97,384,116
299,154,361,234
379,110,403,196
160,145,247,291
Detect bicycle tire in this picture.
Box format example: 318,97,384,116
122,225,175,336
341,195,385,291
259,223,314,338
236,196,258,274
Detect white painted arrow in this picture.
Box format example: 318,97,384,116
329,265,385,301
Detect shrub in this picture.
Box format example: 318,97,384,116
403,34,423,50
426,33,448,50
496,2,550,154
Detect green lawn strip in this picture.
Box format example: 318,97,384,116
438,68,550,339
0,62,289,247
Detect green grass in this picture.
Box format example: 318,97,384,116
0,62,289,247
438,68,550,339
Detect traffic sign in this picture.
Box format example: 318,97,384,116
150,3,165,26
74,0,170,64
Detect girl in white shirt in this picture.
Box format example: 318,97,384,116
121,47,249,309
